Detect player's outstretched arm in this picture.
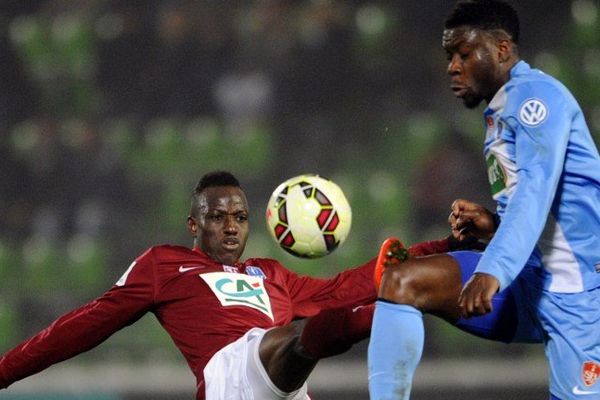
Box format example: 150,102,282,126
0,288,152,389
0,253,156,390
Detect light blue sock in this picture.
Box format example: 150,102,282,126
368,300,424,400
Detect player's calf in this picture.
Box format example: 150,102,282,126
298,303,374,359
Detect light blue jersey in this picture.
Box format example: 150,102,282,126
368,60,600,400
476,61,600,293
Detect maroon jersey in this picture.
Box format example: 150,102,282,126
0,245,376,398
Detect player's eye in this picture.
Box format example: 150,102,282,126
236,214,248,222
209,213,224,221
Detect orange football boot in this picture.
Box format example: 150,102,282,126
374,237,409,291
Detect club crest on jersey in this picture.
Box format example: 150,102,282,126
246,266,267,279
583,361,600,387
519,98,548,127
201,272,273,321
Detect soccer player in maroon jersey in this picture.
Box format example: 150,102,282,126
0,170,378,399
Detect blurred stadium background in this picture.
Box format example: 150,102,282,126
0,0,598,399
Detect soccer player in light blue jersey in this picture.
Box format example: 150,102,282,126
368,1,600,399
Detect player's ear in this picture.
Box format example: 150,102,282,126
497,38,513,63
187,216,198,237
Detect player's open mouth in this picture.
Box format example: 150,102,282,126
222,238,239,249
451,85,467,97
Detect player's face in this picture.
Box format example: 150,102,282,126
190,186,249,265
443,27,504,108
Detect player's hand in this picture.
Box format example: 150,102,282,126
457,272,500,318
448,199,496,241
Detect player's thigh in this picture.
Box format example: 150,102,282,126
533,286,600,399
247,328,310,400
203,328,254,399
450,251,543,343
204,327,309,400
379,253,464,319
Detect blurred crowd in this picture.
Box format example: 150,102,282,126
0,0,598,362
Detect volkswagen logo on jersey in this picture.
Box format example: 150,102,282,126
519,98,548,126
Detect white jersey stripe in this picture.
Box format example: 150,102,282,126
539,215,583,292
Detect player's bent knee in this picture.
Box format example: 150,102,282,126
378,260,424,307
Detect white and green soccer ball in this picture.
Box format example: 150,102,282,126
266,174,352,258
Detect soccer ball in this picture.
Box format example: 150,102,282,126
266,174,352,258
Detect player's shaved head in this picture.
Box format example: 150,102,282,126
191,171,242,217
195,171,241,193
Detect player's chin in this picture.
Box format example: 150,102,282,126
462,94,483,109
219,246,244,265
